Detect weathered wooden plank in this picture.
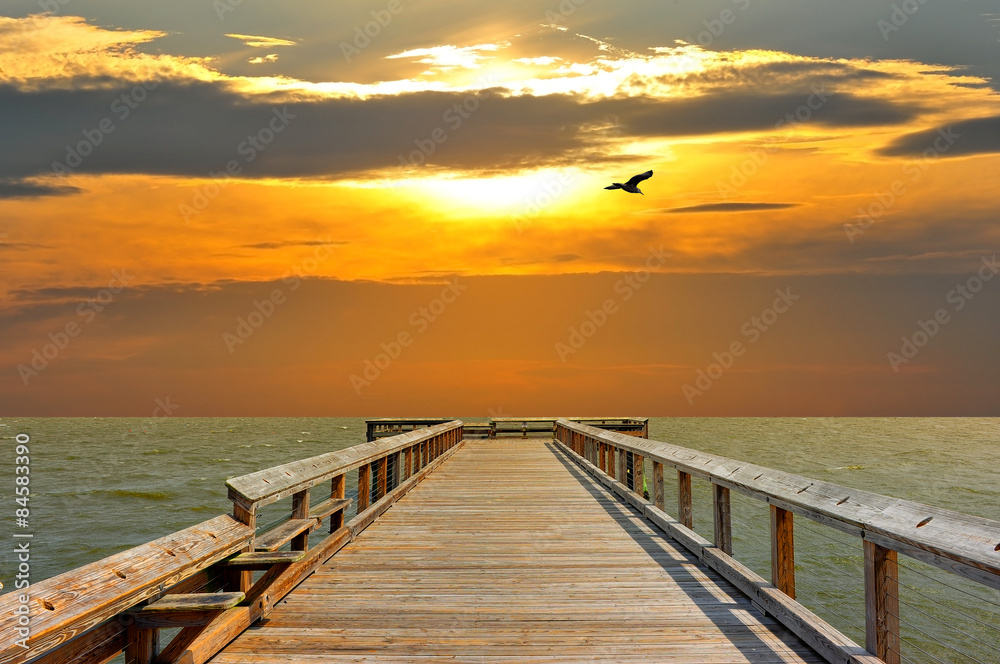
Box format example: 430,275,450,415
24,616,125,664
226,421,463,507
713,483,732,556
165,442,465,664
214,441,832,664
554,438,882,664
125,622,157,664
309,497,352,522
376,456,388,501
133,592,244,615
556,420,1000,589
290,488,311,551
222,551,306,569
678,470,693,529
357,462,371,513
864,541,900,664
653,460,665,512
329,476,346,533
254,519,318,553
771,505,796,599
0,515,251,664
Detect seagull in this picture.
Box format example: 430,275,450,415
605,170,653,195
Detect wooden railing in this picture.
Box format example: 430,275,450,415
0,421,463,664
367,416,648,440
554,420,1000,664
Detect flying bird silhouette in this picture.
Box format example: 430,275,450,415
605,170,653,195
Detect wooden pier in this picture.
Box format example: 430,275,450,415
2,419,998,664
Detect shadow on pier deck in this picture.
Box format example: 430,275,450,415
214,441,820,663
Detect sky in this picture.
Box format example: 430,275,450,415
1,0,999,416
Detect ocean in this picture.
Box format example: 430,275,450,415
1,417,997,662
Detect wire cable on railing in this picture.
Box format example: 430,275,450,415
794,561,996,664
896,559,1000,612
794,570,867,607
782,575,862,630
898,635,953,664
883,603,993,664
895,577,1000,634
900,626,985,664
895,599,1000,661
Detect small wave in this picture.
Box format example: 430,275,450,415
953,486,990,495
144,449,170,455
96,489,172,501
215,458,231,462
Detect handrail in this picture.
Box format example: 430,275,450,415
227,420,463,510
0,423,465,664
555,419,1000,586
0,515,252,664
555,419,1000,664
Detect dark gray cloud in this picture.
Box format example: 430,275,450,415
662,202,801,213
879,116,1000,158
0,78,919,185
239,240,349,250
0,178,81,198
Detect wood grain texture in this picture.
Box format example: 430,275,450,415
554,438,883,664
653,460,665,511
679,470,693,529
329,477,346,533
254,519,317,553
210,441,824,664
864,541,900,664
227,421,463,508
714,484,733,556
556,420,1000,590
0,515,251,664
771,506,796,599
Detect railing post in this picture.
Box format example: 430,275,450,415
713,483,732,555
633,453,645,497
228,502,256,592
125,621,158,664
291,487,310,550
404,445,413,480
377,457,388,501
330,474,346,532
678,471,693,529
358,463,372,512
607,445,616,480
653,461,664,511
865,540,901,664
770,505,795,598
599,442,606,473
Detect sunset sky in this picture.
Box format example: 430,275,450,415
2,0,999,416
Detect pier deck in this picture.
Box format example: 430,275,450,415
211,441,822,663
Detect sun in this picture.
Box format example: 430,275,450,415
418,169,587,217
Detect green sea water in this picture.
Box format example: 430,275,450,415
1,417,997,662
